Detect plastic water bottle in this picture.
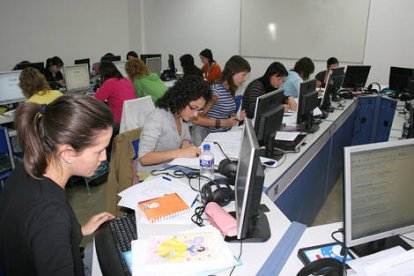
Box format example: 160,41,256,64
199,144,214,185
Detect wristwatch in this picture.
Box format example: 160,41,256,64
215,119,221,128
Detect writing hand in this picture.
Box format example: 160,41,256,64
81,212,115,236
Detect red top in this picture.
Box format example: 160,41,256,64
200,63,222,83
94,78,136,124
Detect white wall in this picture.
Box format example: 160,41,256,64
0,0,131,71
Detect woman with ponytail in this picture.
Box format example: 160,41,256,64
0,94,115,275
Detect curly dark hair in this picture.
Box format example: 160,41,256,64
156,75,212,115
293,57,315,80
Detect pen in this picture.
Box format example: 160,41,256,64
162,176,171,181
191,195,199,208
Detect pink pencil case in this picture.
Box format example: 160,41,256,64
205,202,237,237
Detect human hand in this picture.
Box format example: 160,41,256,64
223,115,238,127
179,146,201,158
238,110,246,121
81,212,115,236
58,79,65,86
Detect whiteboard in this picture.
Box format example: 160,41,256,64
240,0,371,63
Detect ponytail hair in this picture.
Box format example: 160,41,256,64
14,93,113,179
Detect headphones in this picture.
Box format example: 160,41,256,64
367,82,381,93
218,159,238,181
200,178,234,207
337,90,354,99
297,258,344,276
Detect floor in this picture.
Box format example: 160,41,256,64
67,174,344,246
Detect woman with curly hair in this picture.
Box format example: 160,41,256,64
19,67,63,104
138,76,212,172
125,58,167,103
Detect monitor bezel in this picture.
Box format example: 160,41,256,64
321,67,345,109
342,65,371,90
0,70,26,105
343,139,414,248
63,64,91,92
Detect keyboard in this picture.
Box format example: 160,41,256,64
95,213,137,276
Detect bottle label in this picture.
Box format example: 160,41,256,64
200,158,214,168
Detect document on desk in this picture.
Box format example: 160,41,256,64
347,246,414,276
275,131,300,141
131,225,237,276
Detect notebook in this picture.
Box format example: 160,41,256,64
138,193,190,223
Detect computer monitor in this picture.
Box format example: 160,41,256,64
100,55,121,63
14,62,45,75
296,79,319,133
344,139,414,257
389,66,414,94
320,67,345,110
342,65,371,91
168,54,176,75
0,71,26,105
63,64,90,92
74,58,90,73
141,54,162,76
113,61,128,78
253,89,285,157
226,118,270,243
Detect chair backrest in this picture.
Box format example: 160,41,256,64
0,127,15,170
119,96,155,134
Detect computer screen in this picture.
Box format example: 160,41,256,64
0,71,26,105
252,89,285,156
342,65,371,91
344,139,414,257
296,79,319,133
74,58,90,73
320,67,345,111
168,54,176,75
388,66,414,94
63,64,90,92
144,56,162,76
14,62,45,75
101,55,121,63
229,118,270,242
113,61,128,78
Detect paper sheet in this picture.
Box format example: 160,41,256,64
275,131,300,141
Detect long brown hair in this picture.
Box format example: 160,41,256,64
218,55,251,96
14,93,114,179
19,68,51,98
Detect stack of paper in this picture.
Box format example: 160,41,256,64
131,225,238,276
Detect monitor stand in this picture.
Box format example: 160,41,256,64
225,210,271,243
350,235,413,257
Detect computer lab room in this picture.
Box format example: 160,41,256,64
1,0,414,275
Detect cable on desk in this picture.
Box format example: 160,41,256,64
330,228,348,272
400,234,414,243
191,205,206,227
228,239,243,276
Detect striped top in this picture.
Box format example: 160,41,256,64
242,79,266,119
205,83,236,132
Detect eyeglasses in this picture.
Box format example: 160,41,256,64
187,104,203,113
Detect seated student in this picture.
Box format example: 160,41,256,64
199,48,222,83
192,55,250,145
94,61,136,135
315,57,339,88
282,57,315,98
44,56,65,89
19,67,63,104
125,58,167,103
242,62,297,119
92,53,115,76
180,54,203,79
138,76,211,172
0,94,115,276
126,50,139,61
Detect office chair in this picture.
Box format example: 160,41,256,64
0,127,15,189
235,95,243,112
119,96,155,134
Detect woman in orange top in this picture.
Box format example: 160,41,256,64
199,48,222,83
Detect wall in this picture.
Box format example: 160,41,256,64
0,0,131,71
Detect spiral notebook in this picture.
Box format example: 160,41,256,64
138,193,190,223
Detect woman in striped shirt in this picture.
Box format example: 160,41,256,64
192,55,250,145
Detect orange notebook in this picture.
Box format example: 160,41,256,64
138,193,190,223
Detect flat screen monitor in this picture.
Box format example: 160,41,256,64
252,89,285,157
168,54,176,75
14,62,45,75
0,71,26,105
74,58,90,73
141,55,162,76
320,67,345,111
113,61,127,78
227,118,270,243
342,65,371,91
63,64,90,92
388,66,414,94
100,55,121,62
344,139,414,257
296,79,319,133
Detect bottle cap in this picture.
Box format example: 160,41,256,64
203,144,210,151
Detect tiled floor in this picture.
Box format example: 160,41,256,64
67,175,344,246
